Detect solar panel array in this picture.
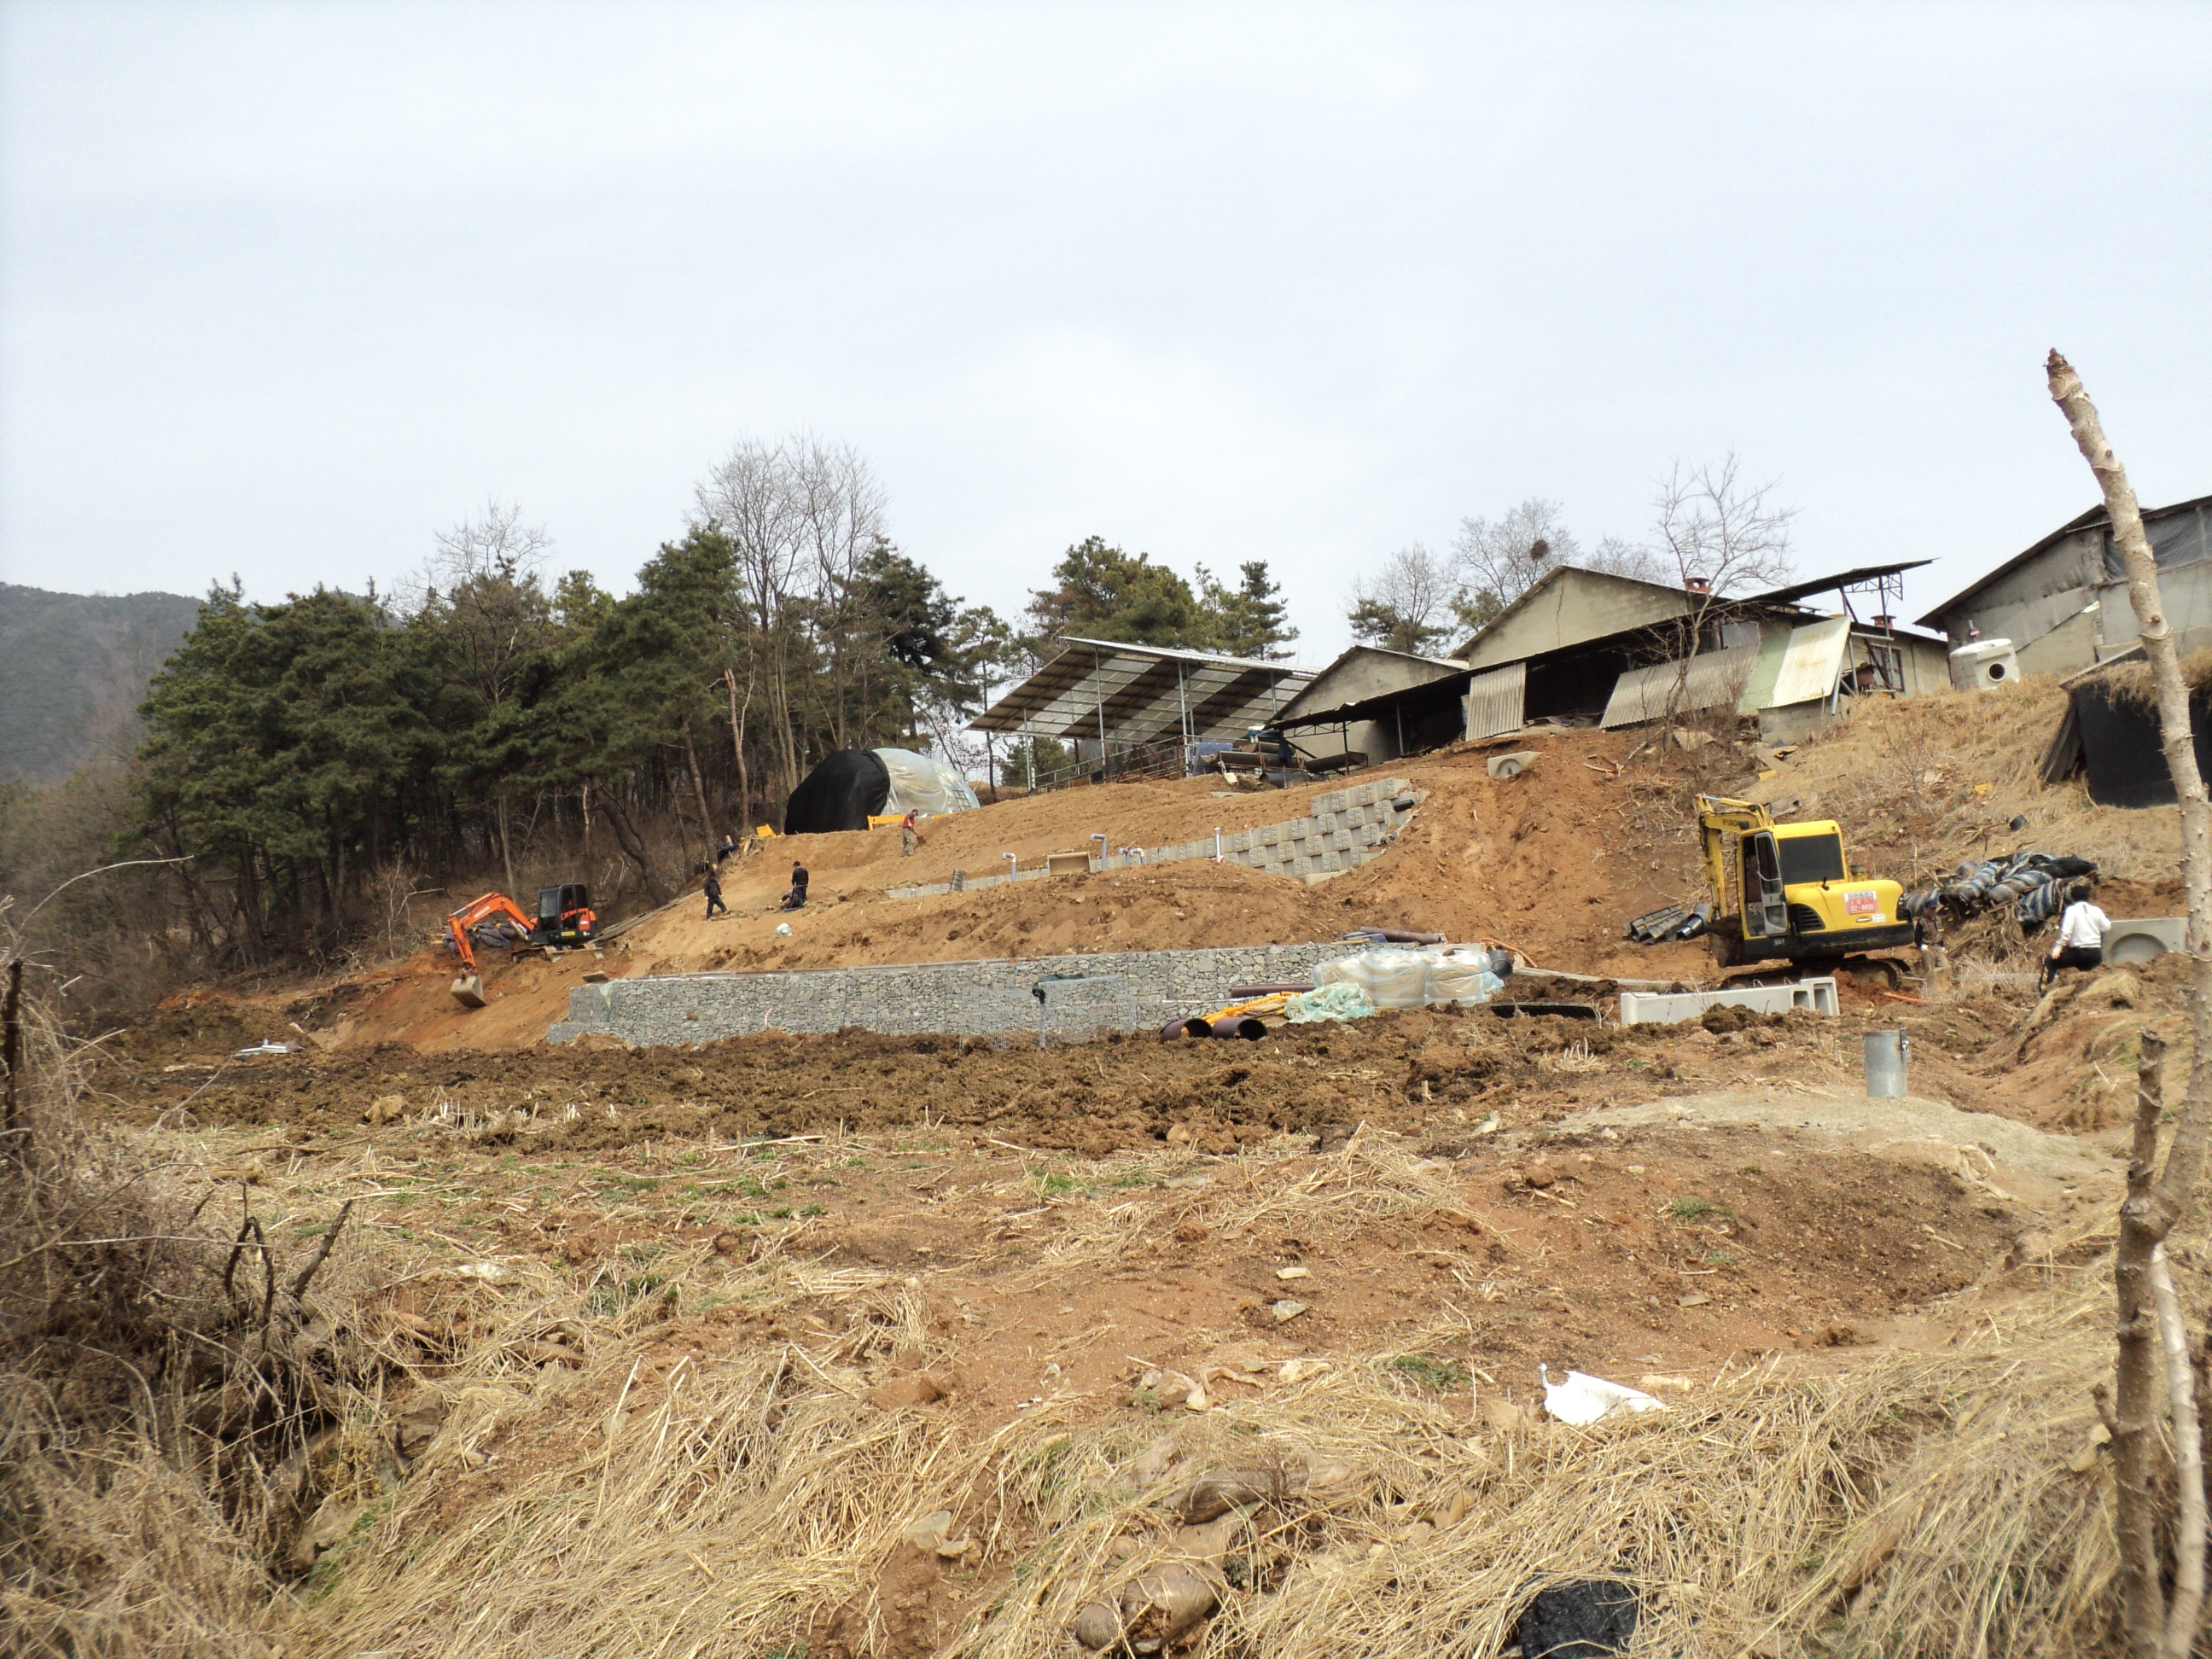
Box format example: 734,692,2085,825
969,637,1316,744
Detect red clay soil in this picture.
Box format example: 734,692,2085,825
142,721,2185,1060
183,733,1719,1054
102,939,2192,1152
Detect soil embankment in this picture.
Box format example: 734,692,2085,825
79,674,2195,1658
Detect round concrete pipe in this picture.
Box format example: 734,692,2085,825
1161,1016,1213,1041
1208,1016,1266,1040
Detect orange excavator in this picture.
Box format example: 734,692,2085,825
446,883,597,1008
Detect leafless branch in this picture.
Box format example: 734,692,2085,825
2051,349,2212,1659
288,1200,354,1301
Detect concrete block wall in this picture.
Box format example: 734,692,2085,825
546,941,1354,1048
886,777,1421,900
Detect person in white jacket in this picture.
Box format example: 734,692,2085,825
2041,882,2111,989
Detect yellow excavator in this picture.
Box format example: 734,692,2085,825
1696,795,1914,975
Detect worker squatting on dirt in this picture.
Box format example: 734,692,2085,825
900,811,917,857
2040,882,2111,989
703,872,727,919
779,861,809,911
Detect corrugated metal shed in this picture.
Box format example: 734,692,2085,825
1598,643,1760,729
1274,647,1468,726
1766,617,1852,706
1916,494,2212,627
969,637,1316,744
1463,662,1527,739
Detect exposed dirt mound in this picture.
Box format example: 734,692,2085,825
165,733,1720,1052
68,675,2192,1658
1747,677,2182,888
137,682,2185,1060
99,952,2189,1173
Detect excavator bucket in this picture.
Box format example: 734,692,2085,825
450,975,487,1009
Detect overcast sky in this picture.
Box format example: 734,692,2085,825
2,2,2205,657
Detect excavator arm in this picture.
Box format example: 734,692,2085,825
1693,795,1773,912
445,894,537,1005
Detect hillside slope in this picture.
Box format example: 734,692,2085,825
166,672,2183,1055
0,583,201,780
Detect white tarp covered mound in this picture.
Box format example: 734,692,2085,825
875,748,981,818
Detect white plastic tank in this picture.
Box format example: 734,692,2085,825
1948,638,2021,691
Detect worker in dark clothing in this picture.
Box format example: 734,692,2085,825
714,835,738,865
703,871,727,919
779,861,809,911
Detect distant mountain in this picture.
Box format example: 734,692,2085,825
0,585,202,783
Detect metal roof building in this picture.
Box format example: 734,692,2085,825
968,637,1317,748
1917,492,2212,676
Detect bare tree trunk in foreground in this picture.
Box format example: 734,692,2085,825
2050,348,2211,1659
2,958,19,1161
725,666,754,830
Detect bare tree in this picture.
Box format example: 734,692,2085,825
790,439,890,751
2049,349,2210,1659
420,499,555,896
1649,455,1796,596
1588,533,1674,586
1450,500,1675,636
419,499,556,701
1454,498,1581,617
694,435,891,801
1348,544,1456,655
1639,457,1797,728
696,440,808,800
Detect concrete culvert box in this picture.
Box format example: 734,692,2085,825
1617,977,1839,1026
2105,917,2185,965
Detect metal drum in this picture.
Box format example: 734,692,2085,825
1863,1028,1910,1098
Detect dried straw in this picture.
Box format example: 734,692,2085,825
289,1254,2147,1659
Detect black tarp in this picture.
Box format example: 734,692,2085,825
783,748,892,833
2073,682,2212,808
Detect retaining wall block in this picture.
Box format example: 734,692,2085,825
547,940,1360,1049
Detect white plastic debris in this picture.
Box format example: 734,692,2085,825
1316,946,1435,1010
1539,1365,1668,1425
453,1260,517,1284
774,922,794,936
1282,982,1377,1023
231,1041,292,1057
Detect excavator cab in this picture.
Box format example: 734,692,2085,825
534,883,595,947
1740,831,1790,939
